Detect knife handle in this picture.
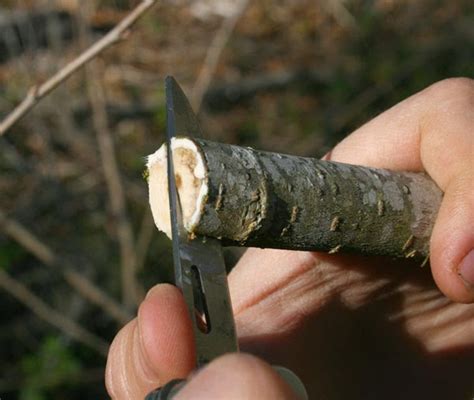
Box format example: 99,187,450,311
145,379,186,400
144,365,309,399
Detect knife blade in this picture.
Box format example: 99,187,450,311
164,76,238,366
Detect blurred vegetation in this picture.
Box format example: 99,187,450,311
0,0,472,398
19,336,81,400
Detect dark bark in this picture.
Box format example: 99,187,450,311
189,139,442,262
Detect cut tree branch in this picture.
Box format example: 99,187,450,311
0,0,157,136
0,209,131,324
0,268,109,356
147,138,443,263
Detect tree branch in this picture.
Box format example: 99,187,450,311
78,1,140,309
148,138,442,262
135,207,155,276
191,0,250,111
0,268,109,356
0,209,131,324
86,60,140,309
0,0,157,136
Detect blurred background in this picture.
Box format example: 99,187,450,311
0,0,472,398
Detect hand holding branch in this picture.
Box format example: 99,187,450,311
106,78,474,399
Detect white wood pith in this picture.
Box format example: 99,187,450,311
147,138,208,237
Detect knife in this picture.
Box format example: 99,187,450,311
145,77,238,399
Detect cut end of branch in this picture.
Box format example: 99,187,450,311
147,138,208,237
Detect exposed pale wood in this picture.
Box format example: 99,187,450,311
148,138,443,262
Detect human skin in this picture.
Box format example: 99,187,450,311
106,78,474,400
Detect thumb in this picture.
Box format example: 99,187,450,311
175,353,307,400
328,78,474,302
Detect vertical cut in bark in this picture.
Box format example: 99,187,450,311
147,138,443,261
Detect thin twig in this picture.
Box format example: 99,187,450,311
86,60,140,309
0,209,131,324
0,268,109,356
135,208,155,276
322,0,357,30
0,0,157,136
191,0,250,111
78,1,140,309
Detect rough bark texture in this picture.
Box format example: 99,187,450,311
163,138,443,262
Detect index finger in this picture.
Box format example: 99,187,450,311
105,284,195,400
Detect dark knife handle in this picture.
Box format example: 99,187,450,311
145,379,186,400
144,365,309,399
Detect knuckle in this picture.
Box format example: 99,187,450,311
105,320,136,398
427,77,474,104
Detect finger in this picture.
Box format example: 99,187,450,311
175,353,302,400
105,284,195,400
328,77,474,303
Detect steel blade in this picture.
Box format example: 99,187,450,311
165,76,238,366
165,76,186,287
166,76,203,137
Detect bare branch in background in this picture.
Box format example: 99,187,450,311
0,0,157,136
86,60,140,309
191,0,250,111
0,268,109,356
78,0,140,309
135,208,155,277
0,210,131,324
321,0,358,30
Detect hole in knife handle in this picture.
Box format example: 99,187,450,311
190,265,211,334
